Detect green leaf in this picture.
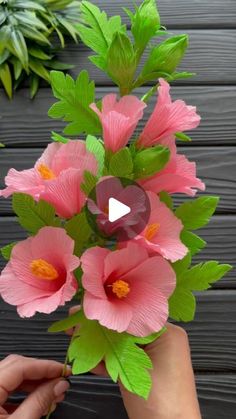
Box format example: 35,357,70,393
159,191,173,210
29,74,39,99
29,58,50,82
181,230,206,256
133,145,170,179
137,34,188,86
109,148,133,177
0,49,10,65
175,132,192,142
28,47,52,60
48,70,102,136
86,135,105,177
169,260,232,322
175,196,219,230
129,0,161,55
51,131,69,144
65,212,92,256
0,142,5,148
68,313,153,399
107,32,136,94
1,242,17,260
12,193,60,234
181,262,232,291
81,171,98,195
48,310,82,333
76,1,124,57
0,62,12,98
11,29,28,69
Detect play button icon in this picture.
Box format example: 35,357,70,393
108,198,131,222
85,176,151,242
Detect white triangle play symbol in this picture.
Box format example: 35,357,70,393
108,197,131,223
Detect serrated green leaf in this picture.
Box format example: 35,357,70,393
48,70,102,136
1,242,17,260
0,62,12,98
65,212,92,256
81,171,98,195
68,313,153,399
48,310,82,333
169,287,196,322
109,148,133,177
12,193,60,234
133,145,170,179
172,253,192,276
175,196,219,230
181,230,206,256
86,135,105,177
181,262,232,291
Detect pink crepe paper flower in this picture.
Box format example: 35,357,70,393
81,242,176,337
129,192,188,263
0,227,80,318
137,78,201,148
40,169,86,219
139,136,205,196
90,94,146,152
0,140,98,200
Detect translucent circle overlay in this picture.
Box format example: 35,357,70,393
85,176,151,242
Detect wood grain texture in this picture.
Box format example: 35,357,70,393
0,147,235,214
1,86,236,147
93,0,236,29
56,30,236,85
0,290,236,371
0,216,235,288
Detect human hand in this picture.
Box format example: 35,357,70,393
0,355,71,418
68,307,201,419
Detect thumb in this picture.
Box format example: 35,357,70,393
12,378,70,419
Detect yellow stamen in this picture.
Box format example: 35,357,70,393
112,279,130,299
104,205,109,215
30,259,59,281
37,164,56,180
145,223,160,241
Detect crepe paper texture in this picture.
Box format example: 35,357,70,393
0,0,232,403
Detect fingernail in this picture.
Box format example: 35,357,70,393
54,379,70,397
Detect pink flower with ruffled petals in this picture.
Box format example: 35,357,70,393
139,136,205,196
0,140,98,199
0,227,80,318
41,169,86,218
90,94,146,152
81,242,176,337
137,78,201,148
130,192,187,262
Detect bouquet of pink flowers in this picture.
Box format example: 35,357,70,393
0,0,231,404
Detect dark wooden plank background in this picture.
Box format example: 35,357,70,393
0,0,235,417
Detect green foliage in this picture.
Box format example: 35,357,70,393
51,131,69,144
0,242,17,260
169,261,232,322
107,32,137,95
175,132,192,142
175,196,219,230
109,148,133,177
86,135,105,177
65,212,92,256
135,34,189,87
0,0,80,98
181,230,206,256
76,0,125,71
133,145,170,179
81,170,98,195
159,191,173,210
48,71,102,136
125,0,161,57
12,193,60,234
68,312,157,399
48,310,82,333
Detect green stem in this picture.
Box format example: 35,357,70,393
141,83,160,103
45,340,72,419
